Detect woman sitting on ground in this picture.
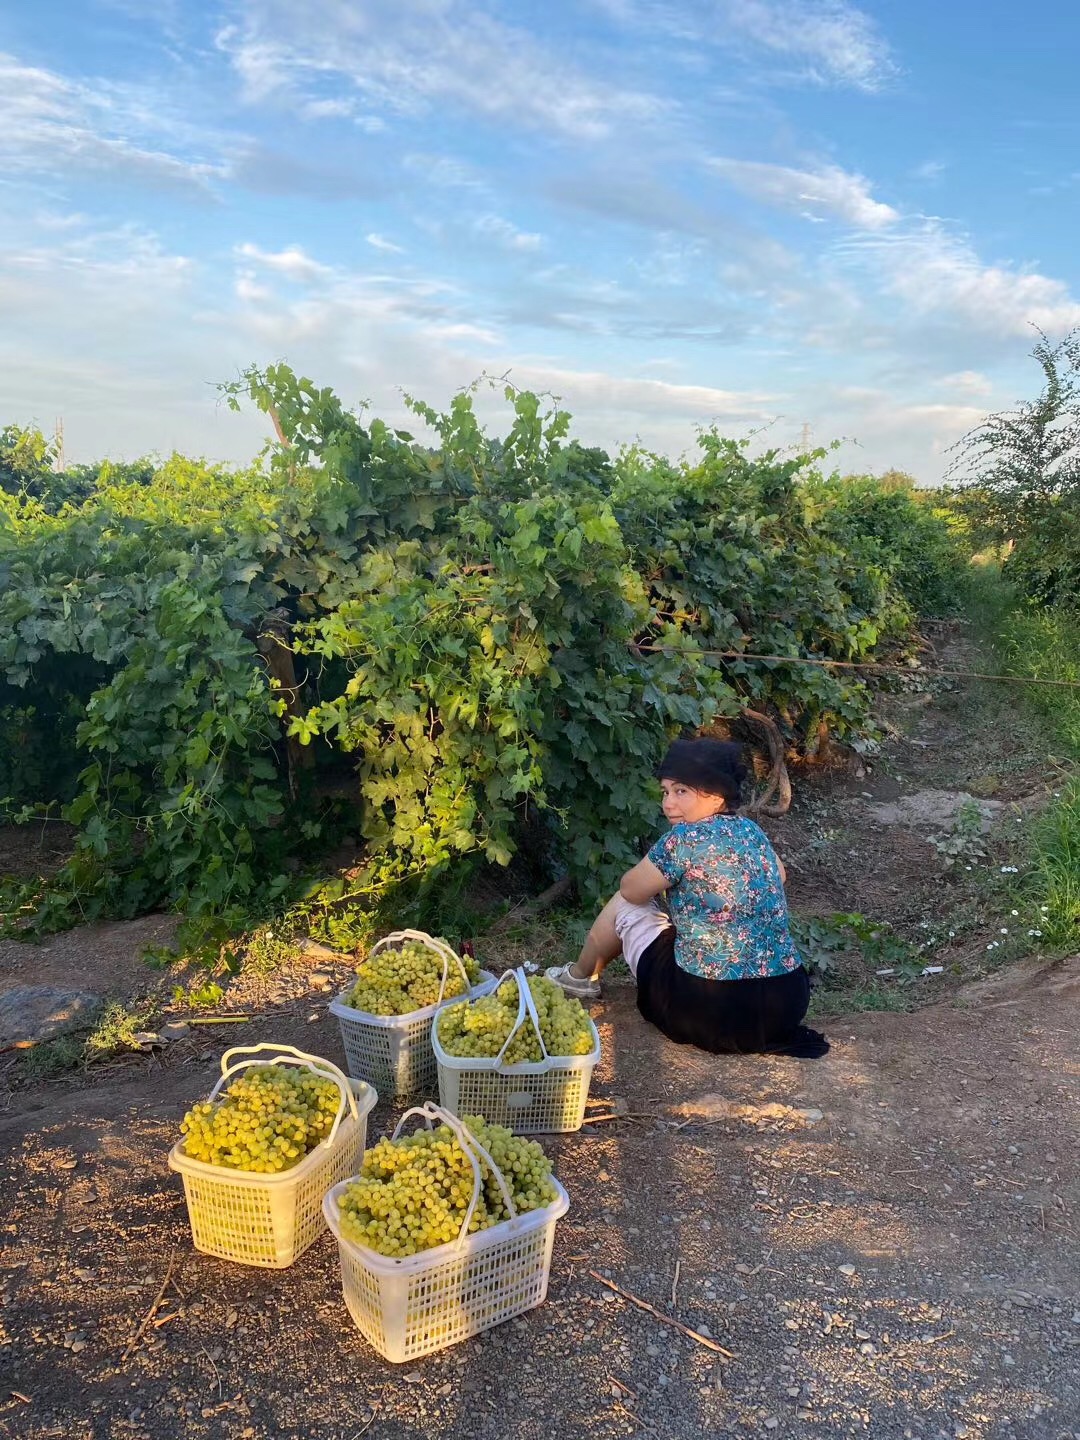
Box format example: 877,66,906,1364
548,736,828,1057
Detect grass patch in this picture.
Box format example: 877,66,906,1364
16,998,159,1081
965,562,1080,951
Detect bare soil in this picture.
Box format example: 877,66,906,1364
2,624,1078,1440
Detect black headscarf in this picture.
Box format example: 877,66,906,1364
656,737,748,810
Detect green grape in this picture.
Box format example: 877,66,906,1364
337,1116,558,1257
344,938,480,1016
179,1065,343,1172
436,975,593,1060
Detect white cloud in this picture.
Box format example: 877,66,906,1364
473,214,543,252
937,370,993,398
707,156,899,229
366,233,406,254
504,363,774,422
836,220,1080,338
586,0,896,92
235,241,332,283
720,0,896,91
0,52,228,194
216,1,667,141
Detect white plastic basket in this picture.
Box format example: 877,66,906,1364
323,1102,569,1362
433,967,601,1134
329,930,496,1099
168,1043,377,1269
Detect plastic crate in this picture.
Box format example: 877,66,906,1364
329,930,496,1100
433,967,601,1133
323,1103,569,1362
168,1043,377,1269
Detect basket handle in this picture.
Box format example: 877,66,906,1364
370,928,472,1007
213,1043,358,1147
391,1102,518,1247
494,967,549,1071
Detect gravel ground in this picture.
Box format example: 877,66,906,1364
2,953,1079,1440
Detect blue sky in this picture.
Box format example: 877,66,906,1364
3,0,1079,481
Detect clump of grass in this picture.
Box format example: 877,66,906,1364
17,998,159,1081
1026,778,1080,947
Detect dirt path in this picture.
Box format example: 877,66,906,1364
2,955,1079,1440
2,623,1079,1440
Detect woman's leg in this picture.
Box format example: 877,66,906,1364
569,893,624,979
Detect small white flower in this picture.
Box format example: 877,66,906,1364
1011,909,1019,916
948,929,955,937
1000,927,1008,934
1034,929,1042,937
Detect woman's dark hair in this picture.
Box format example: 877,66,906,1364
656,737,748,810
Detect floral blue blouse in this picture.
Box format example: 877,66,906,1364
646,814,802,981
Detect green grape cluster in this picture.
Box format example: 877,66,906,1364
436,974,594,1061
180,1065,342,1173
345,939,480,1016
337,1115,558,1257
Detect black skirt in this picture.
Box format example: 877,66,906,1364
636,930,829,1058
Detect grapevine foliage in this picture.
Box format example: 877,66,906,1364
0,366,956,935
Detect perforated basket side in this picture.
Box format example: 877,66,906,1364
436,1059,596,1134
432,1013,601,1134
330,972,495,1099
169,1079,376,1269
327,1181,568,1363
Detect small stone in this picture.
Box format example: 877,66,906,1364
798,1108,824,1124
160,1021,191,1040
859,1342,875,1356
855,1329,871,1341
437,1382,453,1396
838,1264,856,1277
404,1370,423,1382
601,1290,619,1304
70,1338,87,1353
764,1419,780,1431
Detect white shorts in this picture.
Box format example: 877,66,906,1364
613,897,673,979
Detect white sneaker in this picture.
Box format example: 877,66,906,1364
546,964,601,1000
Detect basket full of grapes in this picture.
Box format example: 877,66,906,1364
323,1102,569,1362
432,968,601,1133
328,929,495,1100
167,1043,377,1268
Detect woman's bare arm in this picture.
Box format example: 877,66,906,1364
620,857,670,904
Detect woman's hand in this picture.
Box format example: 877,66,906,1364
620,857,670,905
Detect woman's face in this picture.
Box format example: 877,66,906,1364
660,778,726,825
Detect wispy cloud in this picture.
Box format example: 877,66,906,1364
0,52,227,194
473,214,543,252
586,0,896,92
216,1,667,141
719,0,897,91
707,156,899,229
366,233,406,254
835,219,1080,337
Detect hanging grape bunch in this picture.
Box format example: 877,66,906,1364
345,937,480,1016
180,1065,342,1173
336,1116,558,1257
436,974,594,1061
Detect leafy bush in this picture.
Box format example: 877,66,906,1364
802,472,968,617
0,368,953,936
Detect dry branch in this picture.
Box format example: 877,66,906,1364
587,1270,736,1357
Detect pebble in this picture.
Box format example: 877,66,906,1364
764,1418,780,1431
404,1370,423,1382
838,1265,857,1277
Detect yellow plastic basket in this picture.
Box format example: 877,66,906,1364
168,1043,377,1269
433,967,600,1133
329,929,495,1100
323,1103,569,1363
